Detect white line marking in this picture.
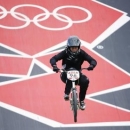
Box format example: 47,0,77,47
86,83,130,98
61,121,130,127
27,58,35,77
0,73,26,78
93,50,130,76
0,43,32,58
87,97,130,113
34,43,84,57
33,58,53,72
90,15,130,48
92,0,128,14
39,49,64,56
85,83,130,113
82,41,130,76
33,41,66,58
0,53,31,58
27,58,53,76
0,102,63,127
0,72,54,86
0,101,130,127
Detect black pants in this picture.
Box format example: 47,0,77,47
60,72,89,101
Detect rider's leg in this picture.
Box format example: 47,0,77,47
78,74,89,110
78,74,89,102
65,80,72,95
60,72,72,97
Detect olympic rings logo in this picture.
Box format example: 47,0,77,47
0,4,92,30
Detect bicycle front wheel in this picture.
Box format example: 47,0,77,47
72,90,78,122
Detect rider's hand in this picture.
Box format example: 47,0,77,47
87,65,94,71
53,65,59,73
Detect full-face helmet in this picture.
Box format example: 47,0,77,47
66,35,81,56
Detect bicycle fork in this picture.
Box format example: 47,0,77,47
70,82,80,110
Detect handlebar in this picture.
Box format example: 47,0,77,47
58,68,89,73
81,68,89,71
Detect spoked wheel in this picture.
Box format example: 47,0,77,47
72,90,78,122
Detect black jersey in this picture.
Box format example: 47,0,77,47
50,49,97,70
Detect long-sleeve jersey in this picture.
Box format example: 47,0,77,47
50,49,97,70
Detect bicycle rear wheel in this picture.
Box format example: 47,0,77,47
72,90,78,122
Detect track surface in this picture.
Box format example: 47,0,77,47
0,0,130,130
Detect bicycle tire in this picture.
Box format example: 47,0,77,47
72,90,78,122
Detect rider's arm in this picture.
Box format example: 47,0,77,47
50,50,66,66
81,49,97,68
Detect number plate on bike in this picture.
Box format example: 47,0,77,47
67,70,80,81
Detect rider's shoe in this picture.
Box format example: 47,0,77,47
80,101,86,110
64,94,69,101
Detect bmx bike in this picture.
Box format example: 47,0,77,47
58,67,88,122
